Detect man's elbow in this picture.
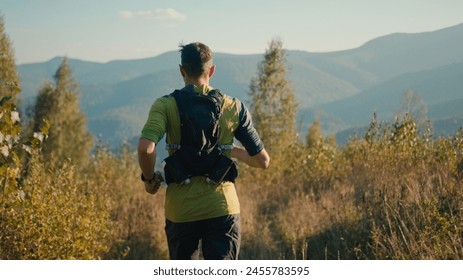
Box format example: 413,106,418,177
138,138,155,156
260,157,270,169
256,149,270,169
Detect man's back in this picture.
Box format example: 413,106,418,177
142,84,246,222
138,42,269,260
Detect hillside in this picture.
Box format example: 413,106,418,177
17,23,463,146
317,62,463,129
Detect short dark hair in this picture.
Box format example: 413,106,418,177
179,42,213,79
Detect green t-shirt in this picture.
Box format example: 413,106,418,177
141,84,263,222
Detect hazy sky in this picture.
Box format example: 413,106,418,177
2,0,463,64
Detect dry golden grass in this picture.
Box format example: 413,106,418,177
2,116,462,260
235,118,463,260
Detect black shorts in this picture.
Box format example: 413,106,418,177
165,214,241,260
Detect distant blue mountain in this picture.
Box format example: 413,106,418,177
17,23,463,147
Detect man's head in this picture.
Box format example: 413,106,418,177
179,42,214,80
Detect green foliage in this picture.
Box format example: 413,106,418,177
249,38,298,168
86,144,168,260
2,69,111,259
0,99,21,182
237,38,462,260
1,121,167,259
306,118,323,147
0,18,21,105
1,18,23,226
397,90,428,129
238,112,463,260
1,20,167,260
3,18,463,259
28,57,92,168
1,156,113,259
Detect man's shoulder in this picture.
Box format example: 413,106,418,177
162,90,178,98
220,92,242,111
150,93,177,111
157,92,176,102
211,88,239,105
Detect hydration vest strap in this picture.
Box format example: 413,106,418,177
166,144,181,150
166,144,232,151
218,144,234,151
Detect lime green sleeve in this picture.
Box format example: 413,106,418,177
140,97,169,144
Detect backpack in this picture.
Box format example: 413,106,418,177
164,89,237,184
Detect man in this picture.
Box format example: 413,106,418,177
138,42,269,260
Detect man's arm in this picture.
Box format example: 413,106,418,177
138,138,159,194
232,100,270,169
231,146,270,169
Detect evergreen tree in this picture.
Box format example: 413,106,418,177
30,57,92,167
249,38,298,164
0,16,22,191
306,118,324,148
0,17,21,106
398,89,428,129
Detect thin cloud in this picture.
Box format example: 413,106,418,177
119,8,186,22
119,10,134,19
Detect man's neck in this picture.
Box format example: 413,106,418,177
185,82,208,88
184,83,212,94
183,76,209,87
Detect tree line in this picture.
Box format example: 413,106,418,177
2,17,463,259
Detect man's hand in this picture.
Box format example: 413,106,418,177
231,146,270,169
143,171,164,194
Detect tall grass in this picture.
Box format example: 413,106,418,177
1,115,462,259
238,115,463,259
1,141,168,259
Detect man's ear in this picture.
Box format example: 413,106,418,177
179,64,186,78
208,65,215,78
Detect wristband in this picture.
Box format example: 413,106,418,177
141,172,157,184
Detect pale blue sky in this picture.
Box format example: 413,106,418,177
2,0,463,64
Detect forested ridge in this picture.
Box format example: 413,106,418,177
1,19,462,260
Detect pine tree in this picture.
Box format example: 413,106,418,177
398,89,428,129
306,118,324,148
0,17,21,106
0,17,22,191
30,57,92,167
249,38,298,163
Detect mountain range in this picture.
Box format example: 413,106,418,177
17,23,463,147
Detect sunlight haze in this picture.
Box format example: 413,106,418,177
2,0,463,64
